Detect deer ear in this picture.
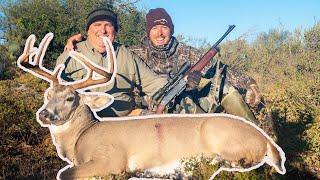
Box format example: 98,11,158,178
79,92,113,111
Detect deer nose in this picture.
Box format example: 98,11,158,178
39,109,49,119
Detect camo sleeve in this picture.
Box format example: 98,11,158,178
131,53,168,97
226,68,262,107
226,68,258,90
176,43,216,74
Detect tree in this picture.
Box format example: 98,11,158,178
0,0,145,69
304,21,320,52
254,28,291,51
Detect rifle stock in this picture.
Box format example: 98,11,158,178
153,25,236,114
188,48,219,73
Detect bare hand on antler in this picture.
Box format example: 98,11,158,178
64,34,83,52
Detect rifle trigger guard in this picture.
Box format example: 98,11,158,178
168,71,174,79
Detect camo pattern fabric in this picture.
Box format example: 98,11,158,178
129,36,198,78
129,36,259,99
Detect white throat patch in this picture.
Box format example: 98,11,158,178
49,120,72,134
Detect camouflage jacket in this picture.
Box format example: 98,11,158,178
129,36,257,91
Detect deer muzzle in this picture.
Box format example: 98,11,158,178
39,109,56,124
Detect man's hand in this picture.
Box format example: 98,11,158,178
245,84,262,107
64,34,83,51
186,70,202,90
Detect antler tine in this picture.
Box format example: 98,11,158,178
70,70,110,90
18,34,36,66
34,33,53,65
102,36,115,74
71,52,111,77
68,51,113,90
17,33,59,84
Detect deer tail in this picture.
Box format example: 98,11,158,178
266,141,286,174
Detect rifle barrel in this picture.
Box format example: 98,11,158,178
211,25,235,48
188,25,235,73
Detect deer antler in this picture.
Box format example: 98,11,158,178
68,36,115,90
17,33,61,85
18,33,115,90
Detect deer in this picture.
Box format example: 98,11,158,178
17,33,286,180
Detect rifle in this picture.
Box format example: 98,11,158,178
152,25,236,114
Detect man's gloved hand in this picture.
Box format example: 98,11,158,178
186,70,202,90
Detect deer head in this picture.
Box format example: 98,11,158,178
17,33,116,127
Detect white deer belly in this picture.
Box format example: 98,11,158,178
128,155,181,175
146,160,181,175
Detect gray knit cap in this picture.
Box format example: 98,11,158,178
86,8,118,32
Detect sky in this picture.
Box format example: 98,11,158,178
136,0,320,45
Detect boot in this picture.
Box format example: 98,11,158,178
221,87,259,125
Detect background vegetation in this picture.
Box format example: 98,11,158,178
0,0,319,179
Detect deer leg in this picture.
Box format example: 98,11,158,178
58,160,126,179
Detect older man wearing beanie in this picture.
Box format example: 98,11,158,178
63,8,273,128
56,7,167,117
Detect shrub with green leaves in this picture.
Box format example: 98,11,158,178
0,74,66,179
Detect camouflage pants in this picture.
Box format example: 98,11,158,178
173,80,233,114
173,79,259,125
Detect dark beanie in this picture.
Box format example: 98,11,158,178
146,8,174,36
86,8,118,32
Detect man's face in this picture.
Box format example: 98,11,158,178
87,20,115,53
149,25,171,47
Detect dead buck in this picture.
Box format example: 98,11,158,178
17,33,286,179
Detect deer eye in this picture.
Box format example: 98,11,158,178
66,97,74,102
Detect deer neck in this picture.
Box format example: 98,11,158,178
49,105,98,162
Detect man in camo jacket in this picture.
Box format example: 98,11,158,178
128,8,263,124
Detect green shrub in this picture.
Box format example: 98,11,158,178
0,74,64,179
304,22,320,52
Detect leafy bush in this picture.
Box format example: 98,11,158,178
0,74,65,179
218,24,320,179
304,22,320,52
